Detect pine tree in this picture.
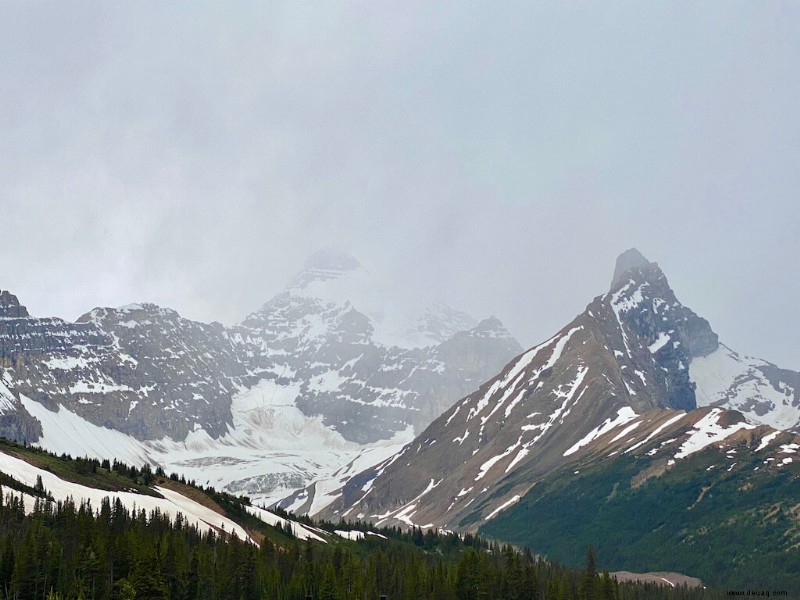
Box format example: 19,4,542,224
131,545,167,600
186,550,200,600
600,572,615,600
579,546,598,600
319,561,341,600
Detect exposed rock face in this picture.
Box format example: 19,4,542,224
0,291,29,318
604,253,718,411
0,251,521,448
228,256,521,443
0,302,242,441
77,305,244,439
317,249,799,531
610,247,651,290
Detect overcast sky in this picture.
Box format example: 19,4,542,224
1,2,798,368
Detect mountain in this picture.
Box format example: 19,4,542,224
316,249,800,585
230,249,521,443
0,250,521,506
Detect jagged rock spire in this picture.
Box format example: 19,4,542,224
0,290,29,318
610,248,652,290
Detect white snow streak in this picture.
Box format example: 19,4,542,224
466,326,582,423
485,495,520,520
648,333,670,354
245,505,327,542
0,451,253,542
624,412,686,454
563,407,639,457
610,421,642,443
756,431,779,452
674,409,755,459
503,365,589,474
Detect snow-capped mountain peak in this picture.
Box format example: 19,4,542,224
0,249,521,507
253,249,478,350
318,249,800,532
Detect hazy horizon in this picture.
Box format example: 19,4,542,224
2,2,798,368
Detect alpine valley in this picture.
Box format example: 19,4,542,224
317,249,800,589
2,248,799,589
0,249,521,508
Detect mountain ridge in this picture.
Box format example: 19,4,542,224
315,249,800,536
0,250,521,506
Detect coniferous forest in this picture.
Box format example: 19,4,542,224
0,458,727,600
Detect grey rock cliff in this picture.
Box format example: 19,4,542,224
319,249,799,530
0,254,521,447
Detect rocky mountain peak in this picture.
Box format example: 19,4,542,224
319,250,799,539
0,290,30,318
471,316,515,338
610,248,654,291
76,303,179,326
604,250,719,361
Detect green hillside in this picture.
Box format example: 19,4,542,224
480,444,800,590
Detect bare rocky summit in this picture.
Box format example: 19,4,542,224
317,249,800,531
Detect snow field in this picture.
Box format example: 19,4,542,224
674,409,755,459
0,451,252,542
690,344,798,430
23,377,415,509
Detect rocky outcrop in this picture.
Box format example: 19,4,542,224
0,291,29,318
605,254,718,411
319,249,799,530
0,252,521,446
0,300,243,441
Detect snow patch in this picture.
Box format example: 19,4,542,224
335,529,364,541
20,394,153,466
624,412,686,454
648,333,670,354
246,505,326,542
610,421,642,443
756,431,780,452
43,356,93,370
674,409,755,459
0,450,252,542
563,407,639,457
485,495,520,520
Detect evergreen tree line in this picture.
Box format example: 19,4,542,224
0,483,725,600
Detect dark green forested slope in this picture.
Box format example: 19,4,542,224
0,443,728,600
0,491,726,600
480,446,800,590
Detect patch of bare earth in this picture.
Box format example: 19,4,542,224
156,478,265,544
612,571,702,588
